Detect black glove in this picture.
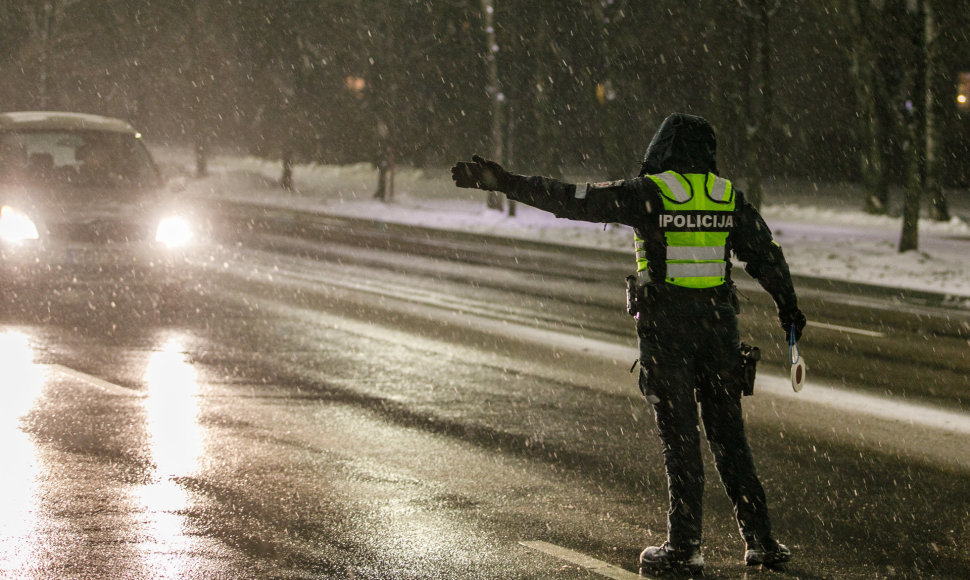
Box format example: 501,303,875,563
779,308,807,343
451,154,511,192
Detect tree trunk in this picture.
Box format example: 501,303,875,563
480,0,505,212
505,105,515,216
899,2,929,253
38,2,56,110
190,0,209,178
848,0,890,214
740,11,761,209
899,128,921,252
739,1,776,210
532,11,562,180
923,0,949,221
754,3,774,208
195,137,208,179
281,150,293,191
591,1,626,179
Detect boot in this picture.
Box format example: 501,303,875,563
744,538,791,568
639,542,704,576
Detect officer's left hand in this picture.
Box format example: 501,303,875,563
780,308,807,343
451,155,510,191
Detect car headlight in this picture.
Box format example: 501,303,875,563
0,205,40,244
155,216,192,248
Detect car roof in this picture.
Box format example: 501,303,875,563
0,111,139,134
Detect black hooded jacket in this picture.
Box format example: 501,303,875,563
502,113,798,315
640,113,718,177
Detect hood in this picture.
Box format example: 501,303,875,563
2,183,159,222
639,113,718,176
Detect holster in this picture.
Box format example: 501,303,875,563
739,342,760,396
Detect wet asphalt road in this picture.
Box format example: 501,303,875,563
1,203,968,579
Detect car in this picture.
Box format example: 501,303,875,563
0,111,195,303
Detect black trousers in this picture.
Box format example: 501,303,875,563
638,306,773,549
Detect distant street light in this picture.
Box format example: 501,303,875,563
958,72,970,112
345,76,366,97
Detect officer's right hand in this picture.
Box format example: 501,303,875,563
451,154,510,192
780,308,807,343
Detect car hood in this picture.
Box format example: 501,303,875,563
2,183,162,224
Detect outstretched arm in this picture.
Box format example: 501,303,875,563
451,155,654,226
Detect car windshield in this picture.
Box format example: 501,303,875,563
0,129,161,195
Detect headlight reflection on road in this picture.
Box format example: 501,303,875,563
144,337,202,478
0,330,44,571
136,336,204,575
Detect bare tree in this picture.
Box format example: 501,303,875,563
242,2,324,190
20,1,76,109
847,0,892,214
898,0,952,250
923,0,948,222
188,0,212,178
359,0,400,202
899,0,926,253
480,0,506,212
590,0,630,179
737,0,779,210
847,0,943,250
509,5,563,183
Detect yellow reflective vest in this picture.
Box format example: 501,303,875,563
634,171,735,289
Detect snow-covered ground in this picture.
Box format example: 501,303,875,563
165,151,970,302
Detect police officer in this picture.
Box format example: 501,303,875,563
451,113,806,575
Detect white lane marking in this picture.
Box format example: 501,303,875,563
807,320,886,338
756,373,970,436
519,541,643,579
49,364,144,398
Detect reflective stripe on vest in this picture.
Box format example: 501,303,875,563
666,245,725,261
654,172,691,202
636,171,735,289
